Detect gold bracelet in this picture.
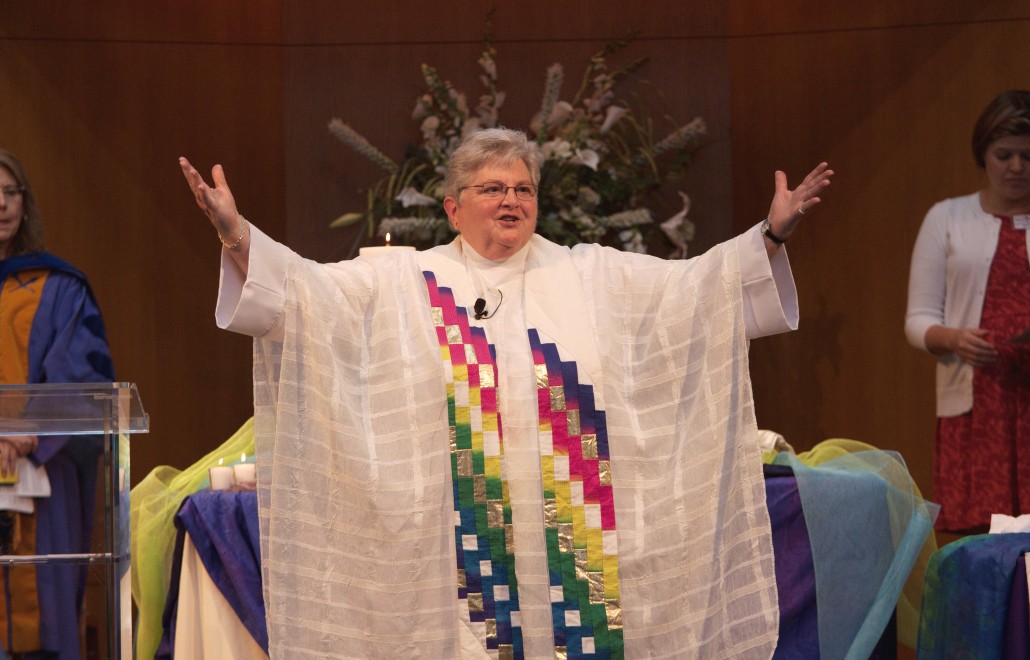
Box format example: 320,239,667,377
218,215,249,250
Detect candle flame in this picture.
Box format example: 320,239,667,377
385,232,392,246
217,458,224,466
241,452,247,462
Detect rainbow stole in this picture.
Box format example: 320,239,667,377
424,271,623,659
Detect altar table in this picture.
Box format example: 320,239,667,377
158,466,898,658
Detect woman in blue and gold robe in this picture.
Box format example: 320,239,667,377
0,149,114,660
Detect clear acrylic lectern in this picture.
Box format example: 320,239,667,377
0,382,149,659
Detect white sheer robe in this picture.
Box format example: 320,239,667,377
216,225,798,659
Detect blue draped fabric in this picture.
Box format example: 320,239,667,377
157,490,267,657
918,533,1030,659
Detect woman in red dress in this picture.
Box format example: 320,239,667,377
906,90,1030,532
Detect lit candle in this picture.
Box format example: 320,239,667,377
209,458,233,491
359,232,416,256
232,452,256,486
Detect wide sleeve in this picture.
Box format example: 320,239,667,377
904,205,947,352
29,272,115,464
736,222,799,339
215,224,291,341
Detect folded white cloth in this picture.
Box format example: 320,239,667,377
756,429,795,454
988,513,1030,533
0,458,51,514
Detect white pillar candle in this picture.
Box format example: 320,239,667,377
209,461,233,491
233,453,256,485
359,232,416,256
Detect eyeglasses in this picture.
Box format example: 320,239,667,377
460,182,538,201
1,186,24,200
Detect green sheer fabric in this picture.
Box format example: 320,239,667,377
130,417,255,660
769,438,939,654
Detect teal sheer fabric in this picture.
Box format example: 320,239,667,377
774,444,939,658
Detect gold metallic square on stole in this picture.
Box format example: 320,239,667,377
468,592,484,613
535,364,549,388
558,523,574,552
456,449,473,478
464,344,477,364
457,568,466,588
474,475,487,502
598,460,612,486
487,500,504,528
449,426,457,453
581,433,597,460
574,549,588,582
486,618,497,639
432,307,444,327
566,409,581,437
544,499,557,527
555,646,569,660
498,645,514,660
446,324,463,345
505,524,515,554
605,599,623,629
588,570,605,603
550,385,565,412
479,364,495,388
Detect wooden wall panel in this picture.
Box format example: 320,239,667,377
729,2,1030,501
0,4,286,482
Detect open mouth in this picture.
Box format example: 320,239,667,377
496,214,520,224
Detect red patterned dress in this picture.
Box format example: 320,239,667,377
935,215,1030,532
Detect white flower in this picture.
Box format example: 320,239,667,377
600,106,628,133
461,117,482,138
379,216,447,237
577,186,601,208
478,54,497,80
618,229,647,254
542,139,573,161
660,192,694,259
420,116,440,140
395,187,438,208
412,95,432,120
547,101,574,126
571,148,599,171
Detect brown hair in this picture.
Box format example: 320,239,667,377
971,90,1030,168
0,149,43,255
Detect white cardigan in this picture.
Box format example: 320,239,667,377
905,192,1030,416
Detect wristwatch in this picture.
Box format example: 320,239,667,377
761,218,786,245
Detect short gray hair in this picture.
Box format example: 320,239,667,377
0,149,43,255
444,128,544,203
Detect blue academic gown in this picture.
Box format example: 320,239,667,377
0,253,115,659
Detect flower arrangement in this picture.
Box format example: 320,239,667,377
329,24,705,259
